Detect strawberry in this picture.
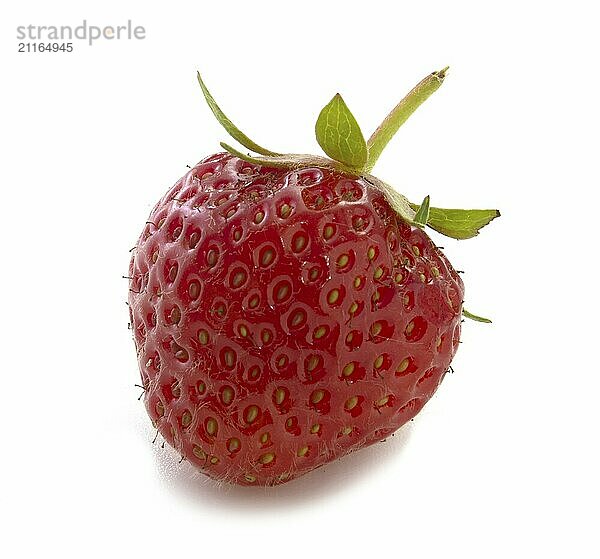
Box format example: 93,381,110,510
128,68,499,486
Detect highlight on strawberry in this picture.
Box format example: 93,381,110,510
127,67,499,486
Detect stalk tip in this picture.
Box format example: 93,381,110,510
436,66,450,80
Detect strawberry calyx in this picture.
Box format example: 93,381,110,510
197,69,499,241
196,69,499,322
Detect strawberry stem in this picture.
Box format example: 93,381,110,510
365,67,448,172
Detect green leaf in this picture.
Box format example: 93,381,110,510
197,71,280,157
366,67,448,172
315,93,368,171
409,204,500,240
462,308,492,323
412,195,431,227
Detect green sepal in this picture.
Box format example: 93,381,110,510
362,175,416,225
409,204,500,240
412,195,431,228
220,142,343,171
197,71,280,157
219,142,290,168
315,93,368,171
462,308,492,323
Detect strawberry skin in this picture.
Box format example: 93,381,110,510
128,152,464,485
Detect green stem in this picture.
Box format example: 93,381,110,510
365,67,448,172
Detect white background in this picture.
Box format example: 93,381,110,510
2,1,599,557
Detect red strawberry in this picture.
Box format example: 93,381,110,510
128,68,498,486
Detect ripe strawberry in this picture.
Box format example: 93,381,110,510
128,68,499,486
